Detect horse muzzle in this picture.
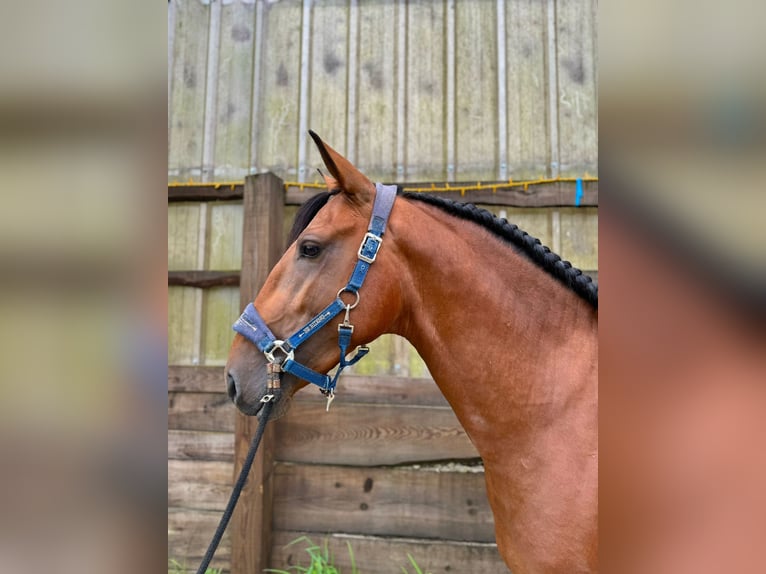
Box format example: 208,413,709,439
225,335,294,419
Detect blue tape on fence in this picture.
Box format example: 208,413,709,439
574,178,583,207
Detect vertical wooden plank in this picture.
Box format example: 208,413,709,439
168,0,210,181
168,203,201,270
207,202,244,271
239,174,285,308
446,0,456,182
192,204,210,364
455,0,498,180
506,0,549,178
168,0,176,122
168,203,204,366
355,0,397,181
256,0,302,178
555,0,598,176
169,286,199,365
250,0,266,172
496,0,508,181
346,0,359,164
202,0,222,182
231,173,285,574
405,0,447,181
214,0,257,180
202,286,242,366
559,206,598,270
545,0,560,177
395,0,407,181
551,209,562,255
296,0,313,182
305,2,349,160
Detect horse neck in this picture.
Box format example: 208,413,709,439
390,200,598,458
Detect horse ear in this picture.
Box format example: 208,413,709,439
317,169,340,191
309,130,373,203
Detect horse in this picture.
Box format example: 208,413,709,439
225,132,598,573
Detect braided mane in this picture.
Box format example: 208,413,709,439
288,190,598,308
401,192,598,308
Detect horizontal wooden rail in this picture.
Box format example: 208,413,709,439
272,464,493,541
168,270,240,288
168,184,244,202
169,180,598,207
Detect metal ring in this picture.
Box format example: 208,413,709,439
336,288,360,309
264,340,294,364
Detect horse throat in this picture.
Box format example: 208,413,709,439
392,201,597,428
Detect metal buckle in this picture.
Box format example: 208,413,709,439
264,340,294,364
357,232,382,264
260,394,275,403
324,390,335,412
336,288,360,309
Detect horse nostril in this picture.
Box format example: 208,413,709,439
226,371,238,402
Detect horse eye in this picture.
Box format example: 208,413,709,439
299,242,322,258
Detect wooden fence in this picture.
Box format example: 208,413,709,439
168,174,598,573
168,0,597,183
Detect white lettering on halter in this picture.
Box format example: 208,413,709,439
298,310,333,339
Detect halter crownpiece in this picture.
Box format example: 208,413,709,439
232,182,398,406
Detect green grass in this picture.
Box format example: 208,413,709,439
400,553,430,574
265,537,432,574
264,536,357,574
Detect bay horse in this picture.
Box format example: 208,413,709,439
225,132,598,573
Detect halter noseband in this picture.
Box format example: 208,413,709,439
232,183,397,406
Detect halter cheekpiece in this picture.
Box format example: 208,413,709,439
232,183,397,408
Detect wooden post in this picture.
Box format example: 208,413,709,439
231,173,284,574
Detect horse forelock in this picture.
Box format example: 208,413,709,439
287,190,340,246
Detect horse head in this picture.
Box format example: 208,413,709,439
224,132,404,419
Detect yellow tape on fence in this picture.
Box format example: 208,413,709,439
169,175,598,197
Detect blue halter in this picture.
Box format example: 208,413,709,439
232,183,397,404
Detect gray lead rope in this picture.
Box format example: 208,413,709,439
195,398,275,574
